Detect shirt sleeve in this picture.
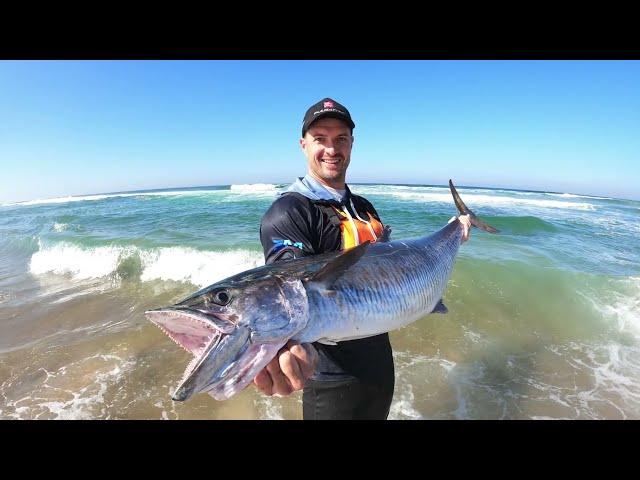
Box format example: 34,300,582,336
260,194,317,264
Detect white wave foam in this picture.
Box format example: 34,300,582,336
389,383,424,420
3,189,230,207
140,247,263,287
230,184,279,193
39,355,134,420
4,186,284,207
30,243,132,279
254,397,287,420
351,185,447,195
29,242,264,288
547,341,640,419
53,222,68,232
539,280,640,418
592,277,640,337
6,194,114,206
352,185,606,210
380,191,594,211
1,354,134,420
389,351,457,420
546,192,611,200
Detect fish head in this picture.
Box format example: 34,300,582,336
145,274,309,402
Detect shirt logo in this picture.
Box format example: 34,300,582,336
272,239,305,252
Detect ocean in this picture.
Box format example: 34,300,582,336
1,183,638,419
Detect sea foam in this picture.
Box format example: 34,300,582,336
230,183,279,193
350,185,596,211
3,186,280,208
29,242,264,288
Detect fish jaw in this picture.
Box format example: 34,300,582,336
171,324,251,401
145,307,291,402
145,307,240,401
145,307,232,358
205,341,286,401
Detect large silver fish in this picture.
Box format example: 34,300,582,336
145,180,498,402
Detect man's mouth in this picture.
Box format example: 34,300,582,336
322,158,342,165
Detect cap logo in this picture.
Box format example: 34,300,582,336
323,101,334,108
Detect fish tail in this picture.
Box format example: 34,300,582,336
448,179,499,234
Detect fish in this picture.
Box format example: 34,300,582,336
145,180,498,402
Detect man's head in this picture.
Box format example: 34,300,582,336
300,98,355,190
301,98,355,138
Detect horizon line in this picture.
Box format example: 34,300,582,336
3,180,636,207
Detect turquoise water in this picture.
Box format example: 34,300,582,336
1,183,639,419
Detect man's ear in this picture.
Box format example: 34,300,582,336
299,137,306,151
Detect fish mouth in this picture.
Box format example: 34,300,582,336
145,307,228,395
146,308,230,356
145,307,284,402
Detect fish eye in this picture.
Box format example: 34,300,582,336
213,290,231,305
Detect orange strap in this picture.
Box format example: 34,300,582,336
332,207,384,249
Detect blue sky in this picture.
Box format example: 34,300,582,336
1,60,638,203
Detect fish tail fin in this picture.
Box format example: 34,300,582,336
449,179,499,234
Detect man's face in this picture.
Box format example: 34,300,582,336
300,117,353,189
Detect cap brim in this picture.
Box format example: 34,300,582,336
303,112,355,135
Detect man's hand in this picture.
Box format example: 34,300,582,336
253,341,318,397
448,214,472,243
459,214,471,243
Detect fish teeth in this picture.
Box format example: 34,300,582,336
155,324,193,353
152,315,220,355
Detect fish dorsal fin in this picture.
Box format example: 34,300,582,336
306,241,370,291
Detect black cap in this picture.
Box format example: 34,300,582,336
301,97,355,137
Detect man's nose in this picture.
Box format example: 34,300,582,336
323,142,337,154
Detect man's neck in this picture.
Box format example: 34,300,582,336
308,172,345,190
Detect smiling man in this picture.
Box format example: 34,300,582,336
253,98,396,419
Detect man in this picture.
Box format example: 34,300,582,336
252,97,470,419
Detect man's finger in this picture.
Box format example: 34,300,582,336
253,369,273,396
289,343,318,379
279,350,305,390
266,356,293,396
459,215,472,243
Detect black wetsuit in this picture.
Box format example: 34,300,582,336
260,187,395,420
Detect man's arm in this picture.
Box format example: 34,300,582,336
260,193,316,263
254,194,319,396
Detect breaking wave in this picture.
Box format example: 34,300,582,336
350,185,597,211
2,185,281,208
29,242,264,288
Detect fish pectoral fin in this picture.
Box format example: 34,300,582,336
431,299,449,314
306,241,370,290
